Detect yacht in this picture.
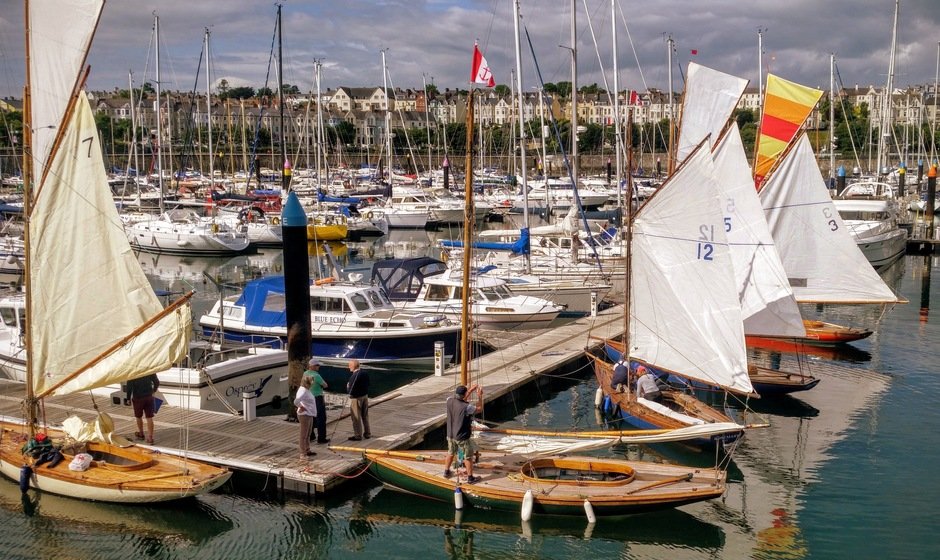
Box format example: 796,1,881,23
833,184,907,268
372,259,563,329
198,276,461,369
125,209,250,255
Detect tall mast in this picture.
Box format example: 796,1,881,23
932,42,939,164
382,48,392,184
460,90,475,387
758,28,765,127
623,106,633,379
277,4,289,191
23,0,36,426
830,53,835,181
512,0,530,274
570,0,578,184
205,28,214,188
128,70,140,190
315,59,324,190
666,34,675,175
154,12,164,214
611,0,623,210
422,73,432,174
877,0,899,178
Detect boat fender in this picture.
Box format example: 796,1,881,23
454,486,464,510
521,489,534,521
272,217,281,225
594,387,604,408
19,465,32,493
315,277,335,286
583,499,596,524
602,395,612,415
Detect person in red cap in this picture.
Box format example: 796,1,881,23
443,383,483,483
634,365,662,402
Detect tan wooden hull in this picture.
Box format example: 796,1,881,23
0,420,231,503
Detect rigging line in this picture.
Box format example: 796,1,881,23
245,11,281,190
522,22,602,270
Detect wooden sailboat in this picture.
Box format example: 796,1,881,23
592,138,751,447
0,0,230,503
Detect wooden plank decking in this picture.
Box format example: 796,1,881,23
0,305,627,495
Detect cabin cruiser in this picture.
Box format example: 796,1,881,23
833,198,906,268
198,277,461,368
371,259,563,329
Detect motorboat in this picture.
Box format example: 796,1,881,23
198,276,461,368
371,258,563,329
832,198,907,268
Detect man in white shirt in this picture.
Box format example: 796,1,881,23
635,365,662,402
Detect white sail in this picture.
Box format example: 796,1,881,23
29,93,191,397
676,62,748,164
28,0,104,182
759,134,901,304
631,143,753,395
712,125,806,337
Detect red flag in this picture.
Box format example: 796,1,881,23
629,90,640,105
470,43,496,87
690,49,698,55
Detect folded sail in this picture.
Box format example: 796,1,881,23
753,75,823,188
712,125,805,337
631,144,752,395
28,0,104,183
759,134,900,304
30,94,191,397
676,62,748,164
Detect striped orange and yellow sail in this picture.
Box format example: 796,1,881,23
753,74,823,188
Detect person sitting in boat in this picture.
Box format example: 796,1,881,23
443,384,483,483
634,365,662,402
611,361,629,392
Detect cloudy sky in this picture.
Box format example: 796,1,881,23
1,0,939,100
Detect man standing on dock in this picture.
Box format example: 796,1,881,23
346,359,371,441
443,384,483,483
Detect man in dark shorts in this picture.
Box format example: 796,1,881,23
443,384,483,483
126,373,159,444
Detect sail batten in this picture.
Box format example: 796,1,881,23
631,143,752,395
759,134,901,304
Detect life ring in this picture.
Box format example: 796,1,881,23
365,211,374,220
314,277,335,285
271,216,281,225
440,249,448,263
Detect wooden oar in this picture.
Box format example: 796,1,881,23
625,472,694,495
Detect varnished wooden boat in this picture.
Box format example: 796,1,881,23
745,319,872,347
600,337,819,396
591,356,743,448
0,420,231,503
336,447,725,517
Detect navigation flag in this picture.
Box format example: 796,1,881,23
470,43,496,87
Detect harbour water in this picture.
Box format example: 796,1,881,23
0,234,937,559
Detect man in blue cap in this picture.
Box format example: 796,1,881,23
443,383,483,483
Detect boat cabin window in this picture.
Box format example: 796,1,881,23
262,293,285,313
493,284,513,298
349,293,371,312
838,210,888,221
311,296,348,313
222,304,246,321
478,286,502,302
367,290,387,308
425,284,451,301
0,307,16,327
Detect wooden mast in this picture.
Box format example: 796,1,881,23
460,90,475,387
22,0,36,431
